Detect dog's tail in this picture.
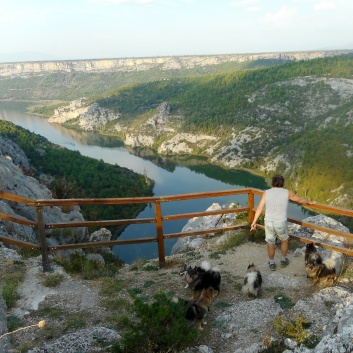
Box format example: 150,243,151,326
200,261,212,271
211,266,220,273
323,258,336,271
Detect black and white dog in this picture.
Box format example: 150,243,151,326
241,263,262,298
180,260,221,300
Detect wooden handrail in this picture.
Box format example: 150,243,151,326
1,188,352,271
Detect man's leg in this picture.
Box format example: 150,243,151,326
265,222,277,270
267,242,276,260
281,239,288,257
280,239,289,267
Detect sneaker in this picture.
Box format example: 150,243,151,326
269,262,276,271
281,258,289,268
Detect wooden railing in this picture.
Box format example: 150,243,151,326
1,188,353,271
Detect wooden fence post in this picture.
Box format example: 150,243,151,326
36,206,51,272
154,201,166,268
248,191,255,226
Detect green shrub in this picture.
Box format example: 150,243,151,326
143,280,154,288
37,305,66,319
7,315,24,332
2,282,20,308
100,251,124,267
274,293,294,309
142,265,159,272
54,252,119,279
128,288,142,296
17,249,41,258
215,230,248,252
209,251,226,260
112,292,198,353
64,314,86,333
41,273,64,287
99,278,123,296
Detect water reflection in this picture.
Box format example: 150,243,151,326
50,123,124,148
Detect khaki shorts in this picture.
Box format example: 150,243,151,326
265,221,289,243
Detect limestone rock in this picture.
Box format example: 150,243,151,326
0,135,30,169
27,327,121,353
291,214,348,275
2,51,353,78
171,202,239,254
0,297,9,353
49,98,120,131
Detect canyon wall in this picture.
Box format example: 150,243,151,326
1,50,353,78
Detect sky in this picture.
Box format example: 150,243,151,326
0,0,353,62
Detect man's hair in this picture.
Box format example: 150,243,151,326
272,174,285,187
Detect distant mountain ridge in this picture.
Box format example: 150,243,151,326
1,49,353,78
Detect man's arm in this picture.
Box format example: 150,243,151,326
288,190,314,205
250,193,266,231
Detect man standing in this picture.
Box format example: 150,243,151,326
250,174,313,271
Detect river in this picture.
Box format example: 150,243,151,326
0,101,310,263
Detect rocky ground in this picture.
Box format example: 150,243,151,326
1,233,353,353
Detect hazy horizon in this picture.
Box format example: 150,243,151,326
1,47,353,65
1,0,353,64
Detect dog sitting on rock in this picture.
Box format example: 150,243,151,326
305,243,336,287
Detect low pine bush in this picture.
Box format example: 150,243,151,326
112,292,199,353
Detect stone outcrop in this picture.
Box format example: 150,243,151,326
0,297,9,353
171,202,239,254
0,136,30,169
49,98,120,131
1,50,353,78
27,327,121,353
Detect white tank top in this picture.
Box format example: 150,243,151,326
265,188,289,222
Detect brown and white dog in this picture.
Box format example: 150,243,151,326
305,243,336,287
179,261,221,300
185,288,216,330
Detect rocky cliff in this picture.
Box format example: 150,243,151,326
0,136,87,245
1,50,353,78
48,98,120,131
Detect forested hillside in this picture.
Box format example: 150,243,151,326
2,53,353,209
88,54,353,207
0,120,153,229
